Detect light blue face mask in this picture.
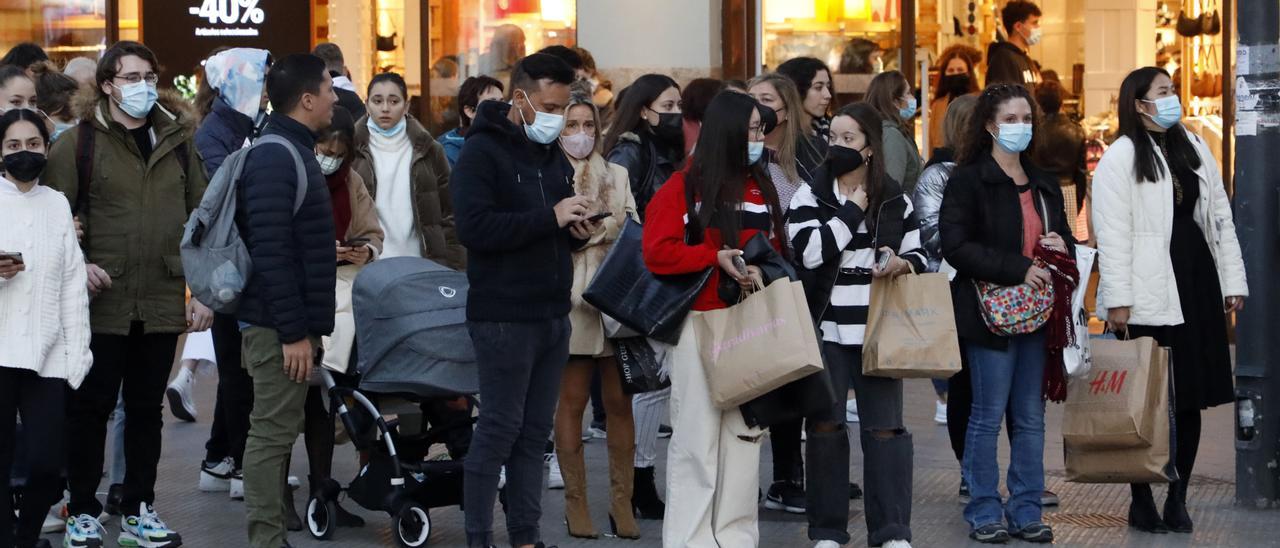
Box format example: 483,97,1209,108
51,119,76,141
991,123,1033,153
1142,95,1182,129
899,96,918,120
747,141,765,165
516,89,566,145
114,81,158,119
367,115,407,138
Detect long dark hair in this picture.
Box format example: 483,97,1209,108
685,91,785,251
776,56,834,106
832,103,890,233
0,108,51,151
865,70,911,136
958,83,1040,165
1118,67,1200,183
602,73,679,156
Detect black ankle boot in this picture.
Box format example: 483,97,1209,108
1128,484,1168,534
1162,479,1193,533
631,466,665,520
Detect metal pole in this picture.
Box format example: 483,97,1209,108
1232,0,1280,509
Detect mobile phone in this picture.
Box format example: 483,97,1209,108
876,249,892,271
586,211,613,222
340,238,369,248
731,254,748,276
0,252,22,265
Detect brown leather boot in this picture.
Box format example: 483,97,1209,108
558,441,598,538
606,411,640,539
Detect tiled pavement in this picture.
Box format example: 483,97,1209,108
48,366,1276,548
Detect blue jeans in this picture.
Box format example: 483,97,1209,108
962,332,1046,530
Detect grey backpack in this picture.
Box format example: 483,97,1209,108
180,134,308,313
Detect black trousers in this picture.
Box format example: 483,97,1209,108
205,313,254,468
1,368,66,548
66,322,178,517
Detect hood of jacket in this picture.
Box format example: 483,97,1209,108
468,99,526,145
209,96,256,139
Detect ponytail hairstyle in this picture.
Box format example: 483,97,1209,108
864,70,912,136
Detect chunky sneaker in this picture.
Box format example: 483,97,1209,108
119,503,182,547
229,470,244,500
64,513,105,548
934,400,948,424
165,368,197,422
1012,522,1054,543
845,399,860,423
763,480,805,514
199,457,234,492
969,523,1011,544
547,453,565,489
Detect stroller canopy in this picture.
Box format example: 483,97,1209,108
353,257,478,397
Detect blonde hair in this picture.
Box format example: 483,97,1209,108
566,80,601,156
747,72,806,183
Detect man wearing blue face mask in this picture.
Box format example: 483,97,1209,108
44,40,210,548
451,52,600,548
987,1,1044,89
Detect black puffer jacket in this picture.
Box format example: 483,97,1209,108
606,130,679,220
235,114,337,343
450,100,585,322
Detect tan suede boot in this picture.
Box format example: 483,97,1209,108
558,441,598,538
607,413,640,538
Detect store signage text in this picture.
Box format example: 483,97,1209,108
187,0,267,37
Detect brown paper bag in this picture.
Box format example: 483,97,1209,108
862,273,962,378
1065,347,1177,484
695,279,824,409
1062,337,1164,450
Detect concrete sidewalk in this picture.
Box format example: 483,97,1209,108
52,370,1274,548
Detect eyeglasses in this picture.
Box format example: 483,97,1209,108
113,73,159,85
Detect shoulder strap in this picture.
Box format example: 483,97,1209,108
74,121,95,215
175,140,191,176
251,134,309,215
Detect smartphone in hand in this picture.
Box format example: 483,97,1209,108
875,249,892,271
340,238,369,248
0,252,23,265
586,211,613,223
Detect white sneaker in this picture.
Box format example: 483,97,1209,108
813,541,841,548
199,457,235,492
119,503,181,548
548,453,565,490
883,540,912,548
64,513,105,548
934,400,948,425
845,399,860,423
165,367,197,422
497,466,507,490
229,470,244,500
288,475,301,490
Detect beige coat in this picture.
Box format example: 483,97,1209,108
568,153,637,357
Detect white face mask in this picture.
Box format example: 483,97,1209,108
516,89,565,145
316,154,343,176
1026,27,1043,46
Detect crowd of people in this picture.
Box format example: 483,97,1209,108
0,1,1249,547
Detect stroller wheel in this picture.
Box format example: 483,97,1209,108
307,496,338,540
393,503,432,547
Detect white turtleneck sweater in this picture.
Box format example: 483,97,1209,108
369,126,423,259
0,176,92,388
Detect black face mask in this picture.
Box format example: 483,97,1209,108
649,110,684,148
828,144,866,177
2,150,47,183
940,74,972,98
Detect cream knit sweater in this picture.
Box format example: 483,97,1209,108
0,176,92,388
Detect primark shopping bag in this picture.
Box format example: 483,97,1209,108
1062,336,1165,450
862,273,962,379
694,278,824,409
1065,347,1178,484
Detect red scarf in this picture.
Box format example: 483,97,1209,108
1036,244,1079,403
327,162,352,241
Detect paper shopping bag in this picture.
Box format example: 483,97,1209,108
694,279,824,409
862,273,962,379
611,337,672,394
1063,246,1098,377
1065,347,1178,483
1062,336,1165,450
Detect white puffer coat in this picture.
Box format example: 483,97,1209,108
1091,130,1248,326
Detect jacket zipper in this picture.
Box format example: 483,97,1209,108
534,170,562,285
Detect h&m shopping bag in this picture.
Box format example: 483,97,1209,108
1062,336,1165,450
862,273,962,379
1065,346,1178,484
1063,245,1098,377
694,279,824,409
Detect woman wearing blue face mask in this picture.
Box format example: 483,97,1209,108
352,72,464,269
865,71,923,196
940,83,1073,544
1092,67,1246,535
32,62,79,141
642,91,786,547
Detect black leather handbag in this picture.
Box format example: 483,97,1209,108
584,218,712,345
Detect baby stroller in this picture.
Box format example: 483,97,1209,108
305,257,479,547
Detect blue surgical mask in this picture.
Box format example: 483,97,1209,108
991,123,1033,153
747,141,765,165
50,119,77,142
114,81,158,119
516,89,566,145
899,96,918,120
366,115,407,138
1142,95,1182,129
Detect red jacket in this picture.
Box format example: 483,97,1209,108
642,170,781,311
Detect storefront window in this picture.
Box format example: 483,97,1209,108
762,0,902,95
426,0,576,134
0,0,110,65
